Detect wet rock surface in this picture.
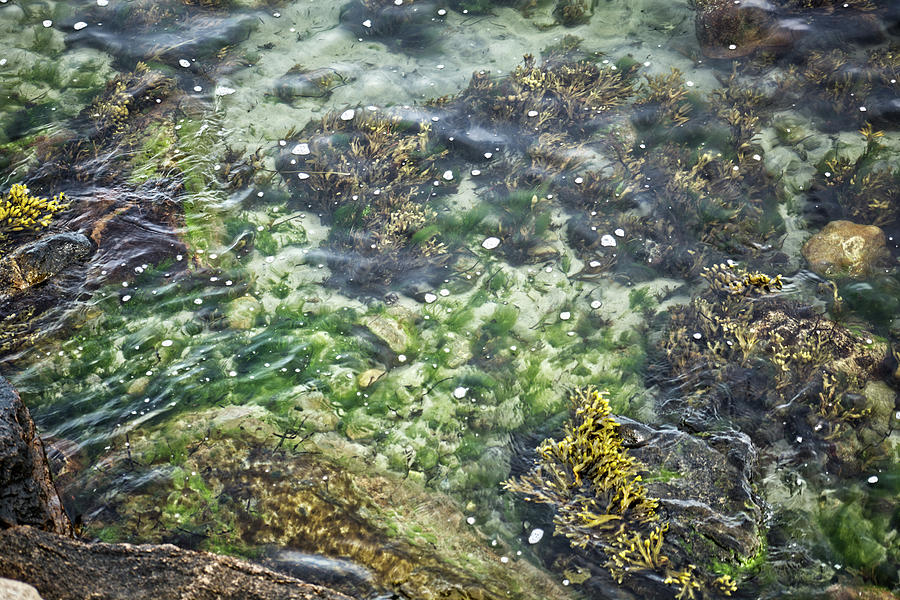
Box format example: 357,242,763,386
0,525,354,600
802,220,890,279
0,376,72,536
0,233,92,299
619,418,764,566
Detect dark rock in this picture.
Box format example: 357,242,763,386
0,232,92,299
617,417,764,566
0,525,354,600
0,377,73,536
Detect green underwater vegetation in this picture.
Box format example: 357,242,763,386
0,0,899,598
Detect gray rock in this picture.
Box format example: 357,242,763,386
0,232,92,298
0,525,354,600
618,417,764,566
0,577,44,600
0,376,73,536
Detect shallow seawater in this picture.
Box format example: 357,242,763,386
1,0,899,598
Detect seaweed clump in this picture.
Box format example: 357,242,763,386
659,263,892,468
451,54,633,137
505,388,738,598
0,184,68,245
277,110,451,289
809,123,900,228
554,0,594,26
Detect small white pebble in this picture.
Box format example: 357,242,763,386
600,234,616,247
527,110,538,117
161,340,173,347
590,300,602,309
179,59,191,68
424,293,437,303
362,19,372,28
291,143,310,155
471,169,481,176
528,528,544,544
686,80,695,87
728,44,737,50
466,516,476,525
692,332,702,340
867,475,878,484
42,19,53,27
438,8,447,15
74,21,88,30
340,109,355,121
453,387,467,399
614,228,625,237
559,311,571,321
193,85,202,92
442,169,453,181
482,237,500,250
97,0,109,5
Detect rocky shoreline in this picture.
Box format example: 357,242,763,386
0,375,354,600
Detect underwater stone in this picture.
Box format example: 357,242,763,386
801,220,889,279
357,368,385,388
0,233,91,300
617,417,765,567
227,295,262,330
362,314,408,354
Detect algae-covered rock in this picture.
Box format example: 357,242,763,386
505,388,757,599
802,220,889,279
618,418,763,566
227,295,262,330
0,233,92,299
80,418,571,600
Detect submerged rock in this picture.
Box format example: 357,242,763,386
0,525,353,600
618,418,763,566
690,0,794,58
801,220,889,279
0,233,92,299
77,408,570,600
0,377,72,536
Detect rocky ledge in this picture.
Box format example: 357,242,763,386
0,525,353,600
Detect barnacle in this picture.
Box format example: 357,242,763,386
0,183,69,242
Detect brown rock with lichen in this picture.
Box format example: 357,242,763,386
801,220,890,279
